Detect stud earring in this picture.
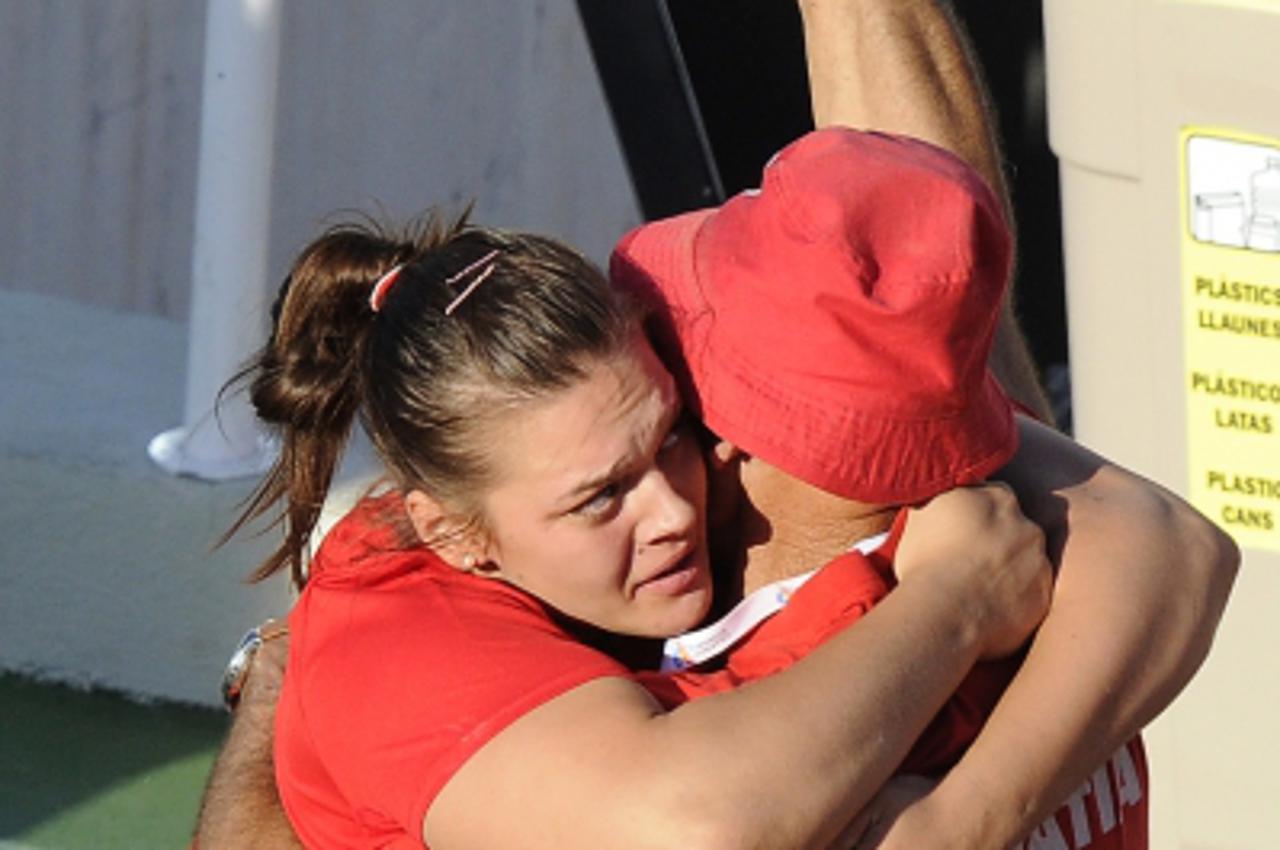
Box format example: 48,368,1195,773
462,553,478,571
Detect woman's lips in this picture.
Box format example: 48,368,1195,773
636,549,703,596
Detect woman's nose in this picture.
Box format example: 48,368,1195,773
637,468,698,545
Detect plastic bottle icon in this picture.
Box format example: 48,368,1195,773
1247,215,1280,251
1247,157,1280,251
1252,158,1280,217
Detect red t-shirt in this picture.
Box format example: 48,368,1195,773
275,494,630,848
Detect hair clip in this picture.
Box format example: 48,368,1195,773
369,264,406,313
443,249,501,316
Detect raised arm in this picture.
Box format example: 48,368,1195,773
798,0,1051,423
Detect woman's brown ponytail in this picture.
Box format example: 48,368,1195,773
226,217,449,586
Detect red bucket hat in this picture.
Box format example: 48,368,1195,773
610,128,1017,504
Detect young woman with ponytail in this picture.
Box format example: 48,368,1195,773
232,208,1054,849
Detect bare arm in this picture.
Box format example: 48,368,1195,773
861,420,1237,848
799,0,1052,424
885,419,1237,847
426,486,1050,850
194,635,302,850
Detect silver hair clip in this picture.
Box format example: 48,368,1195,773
443,249,500,316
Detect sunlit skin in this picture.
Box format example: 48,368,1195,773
468,332,713,639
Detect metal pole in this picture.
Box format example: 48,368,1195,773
149,0,282,480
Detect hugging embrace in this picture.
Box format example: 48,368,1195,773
196,2,1237,849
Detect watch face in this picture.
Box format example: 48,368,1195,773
221,629,263,709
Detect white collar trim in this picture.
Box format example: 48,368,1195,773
659,531,889,671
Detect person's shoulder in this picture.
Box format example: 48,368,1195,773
296,548,599,670
281,548,629,830
297,488,597,657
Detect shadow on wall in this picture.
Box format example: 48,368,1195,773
0,674,226,850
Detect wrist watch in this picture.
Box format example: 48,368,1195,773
221,627,264,711
220,619,288,711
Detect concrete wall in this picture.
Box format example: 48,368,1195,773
268,0,639,278
0,1,639,705
0,0,639,314
0,1,205,317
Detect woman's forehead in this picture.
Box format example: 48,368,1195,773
484,339,678,498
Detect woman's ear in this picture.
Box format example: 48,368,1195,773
708,439,744,471
404,489,493,573
704,438,746,531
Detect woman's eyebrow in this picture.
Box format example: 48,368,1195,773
560,455,634,506
556,397,683,509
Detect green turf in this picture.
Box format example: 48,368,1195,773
0,673,228,850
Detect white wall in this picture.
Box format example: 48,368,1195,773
0,0,639,316
0,1,205,317
269,0,640,275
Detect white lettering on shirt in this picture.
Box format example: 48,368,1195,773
1062,779,1093,847
1113,744,1142,809
1009,744,1144,850
1025,816,1070,850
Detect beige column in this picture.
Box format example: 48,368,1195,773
1046,1,1280,846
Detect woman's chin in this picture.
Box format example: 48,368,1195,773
635,569,714,638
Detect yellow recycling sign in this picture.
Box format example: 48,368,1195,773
1182,127,1280,553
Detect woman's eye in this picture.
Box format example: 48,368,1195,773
575,483,620,517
